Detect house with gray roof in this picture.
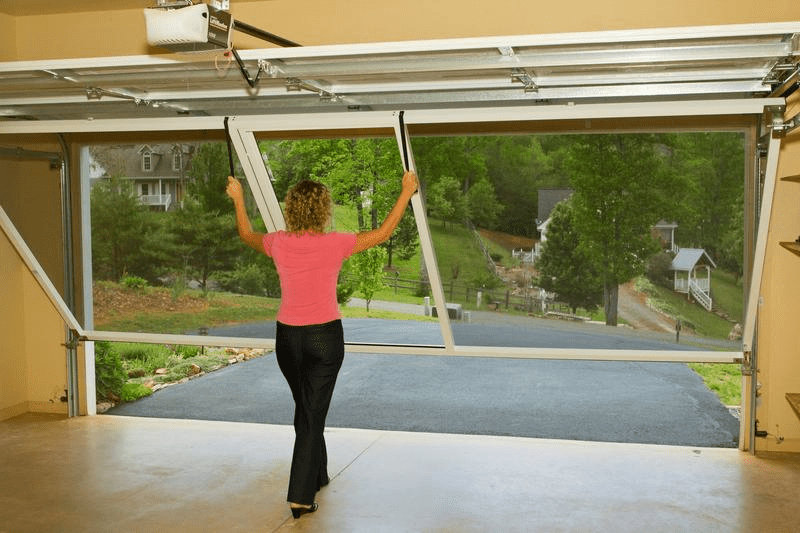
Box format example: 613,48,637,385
92,143,197,211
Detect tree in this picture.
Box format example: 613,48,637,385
187,142,232,214
167,198,240,289
536,200,603,314
90,176,163,282
666,132,745,267
349,246,388,312
426,175,467,229
567,134,680,326
263,137,417,269
466,178,503,228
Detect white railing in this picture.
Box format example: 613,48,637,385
674,277,709,293
139,194,172,210
689,279,713,311
513,248,535,263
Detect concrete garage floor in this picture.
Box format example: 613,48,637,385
1,413,799,533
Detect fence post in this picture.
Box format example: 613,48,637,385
505,290,510,309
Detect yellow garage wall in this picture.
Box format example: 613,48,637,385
0,229,29,420
0,148,67,419
22,270,69,414
0,13,16,60
759,109,800,451
9,0,800,60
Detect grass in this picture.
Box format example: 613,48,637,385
98,290,280,333
687,363,742,406
710,270,744,323
634,277,740,340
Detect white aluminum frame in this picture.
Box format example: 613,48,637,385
0,99,761,364
2,89,780,449
3,99,773,363
742,134,782,354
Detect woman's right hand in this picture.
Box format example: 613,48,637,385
226,176,243,203
402,171,418,197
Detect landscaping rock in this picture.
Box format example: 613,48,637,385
96,402,114,414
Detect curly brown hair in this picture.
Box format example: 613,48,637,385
284,180,332,233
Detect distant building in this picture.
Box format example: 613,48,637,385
91,143,197,211
652,220,679,252
670,248,716,311
534,188,573,258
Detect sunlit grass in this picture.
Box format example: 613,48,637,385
688,362,741,406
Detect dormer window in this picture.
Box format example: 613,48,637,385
142,151,153,172
172,151,182,172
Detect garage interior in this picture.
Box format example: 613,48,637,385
2,1,800,531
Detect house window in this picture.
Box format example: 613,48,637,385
172,152,182,172
142,151,153,172
141,183,149,196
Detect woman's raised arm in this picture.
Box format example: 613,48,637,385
353,171,418,254
226,176,266,252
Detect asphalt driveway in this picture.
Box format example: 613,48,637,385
108,316,740,448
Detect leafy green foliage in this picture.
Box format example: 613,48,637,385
187,142,236,213
94,341,127,401
119,383,153,402
175,345,203,359
666,132,745,274
116,342,172,373
214,259,280,297
536,200,603,314
567,134,681,325
121,275,148,291
166,198,239,289
348,247,388,311
467,178,503,228
90,176,163,282
426,175,467,228
645,251,675,289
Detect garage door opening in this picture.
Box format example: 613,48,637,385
80,128,746,448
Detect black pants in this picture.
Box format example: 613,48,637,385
275,319,345,505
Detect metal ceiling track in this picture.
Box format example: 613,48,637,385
0,22,797,124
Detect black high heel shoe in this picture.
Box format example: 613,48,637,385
290,502,318,519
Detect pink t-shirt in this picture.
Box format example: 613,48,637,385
262,231,357,326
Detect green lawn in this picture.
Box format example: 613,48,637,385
634,276,741,340
687,362,742,406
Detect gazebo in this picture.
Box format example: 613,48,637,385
670,248,717,311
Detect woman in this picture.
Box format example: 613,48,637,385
226,170,418,518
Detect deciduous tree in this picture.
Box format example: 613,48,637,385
567,134,678,325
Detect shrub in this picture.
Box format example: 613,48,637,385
215,261,281,297
645,251,674,288
94,341,126,401
336,279,355,304
175,345,202,359
119,383,153,402
121,274,148,291
117,343,171,373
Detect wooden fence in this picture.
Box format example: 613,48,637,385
344,272,575,315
